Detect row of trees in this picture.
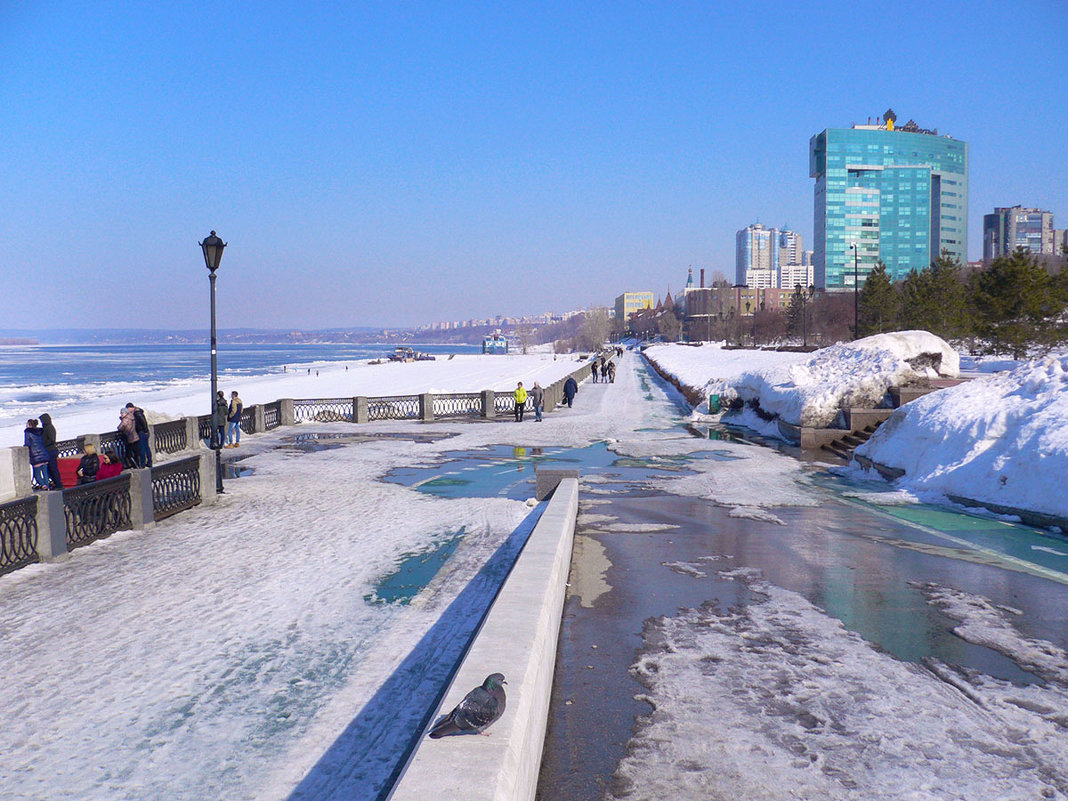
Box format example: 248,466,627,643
856,249,1068,357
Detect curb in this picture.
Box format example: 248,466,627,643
388,478,579,801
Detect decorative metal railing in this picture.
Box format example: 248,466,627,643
240,407,256,434
494,394,534,414
151,456,201,521
263,401,281,430
197,414,214,444
0,496,38,576
368,395,420,421
54,437,82,459
294,398,353,423
153,420,187,454
433,393,482,418
64,473,132,550
98,432,127,461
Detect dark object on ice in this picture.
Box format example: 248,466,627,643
428,673,507,738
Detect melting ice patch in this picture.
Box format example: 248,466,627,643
649,444,819,508
610,571,1068,801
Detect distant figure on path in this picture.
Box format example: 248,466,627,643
513,382,527,422
126,403,152,467
24,419,52,490
118,407,141,468
563,376,578,408
213,390,228,448
39,412,63,489
601,359,609,382
591,356,598,382
608,361,616,383
77,443,100,484
227,391,243,447
531,382,545,422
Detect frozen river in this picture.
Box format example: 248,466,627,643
2,352,1067,800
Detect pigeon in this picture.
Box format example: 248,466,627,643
428,673,507,738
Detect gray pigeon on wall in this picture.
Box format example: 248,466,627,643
428,673,507,738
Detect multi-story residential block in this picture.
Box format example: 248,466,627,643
737,223,808,288
983,206,1056,260
780,263,815,291
736,223,778,285
810,111,968,290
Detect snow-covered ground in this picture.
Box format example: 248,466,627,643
643,334,1067,526
645,333,958,427
855,354,1068,522
4,351,1068,799
0,351,815,800
0,353,588,449
641,342,803,404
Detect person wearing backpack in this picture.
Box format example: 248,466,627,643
126,403,152,467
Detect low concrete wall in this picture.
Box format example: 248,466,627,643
389,477,579,801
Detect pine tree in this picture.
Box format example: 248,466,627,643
969,248,1064,357
927,251,970,339
857,261,898,336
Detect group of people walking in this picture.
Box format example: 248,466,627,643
213,390,244,448
590,356,615,383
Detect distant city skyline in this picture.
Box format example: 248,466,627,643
1,1,1066,329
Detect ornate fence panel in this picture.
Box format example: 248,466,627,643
197,414,214,444
153,420,188,454
494,394,534,415
293,398,354,423
263,401,281,430
434,393,482,419
0,496,39,576
367,395,420,421
98,432,127,462
152,456,202,521
240,407,256,435
63,474,132,550
54,437,82,459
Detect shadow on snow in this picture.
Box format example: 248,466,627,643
286,502,547,801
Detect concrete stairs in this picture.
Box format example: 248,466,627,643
820,426,876,462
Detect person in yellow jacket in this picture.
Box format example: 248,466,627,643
513,382,528,422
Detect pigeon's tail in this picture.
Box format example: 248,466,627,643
428,716,461,739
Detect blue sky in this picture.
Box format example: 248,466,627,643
1,1,1065,330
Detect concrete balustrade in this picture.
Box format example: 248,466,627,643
390,476,579,801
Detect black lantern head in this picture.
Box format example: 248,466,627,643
200,230,227,273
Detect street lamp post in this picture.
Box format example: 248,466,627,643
201,230,227,494
850,241,859,340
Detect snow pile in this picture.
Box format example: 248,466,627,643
731,331,958,428
855,354,1068,521
641,343,803,403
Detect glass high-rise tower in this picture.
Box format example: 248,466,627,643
809,115,968,290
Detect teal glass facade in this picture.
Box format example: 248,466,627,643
809,126,968,289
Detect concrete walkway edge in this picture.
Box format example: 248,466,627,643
388,478,579,801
